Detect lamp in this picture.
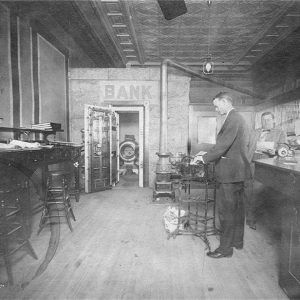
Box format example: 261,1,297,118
202,0,213,74
203,57,213,74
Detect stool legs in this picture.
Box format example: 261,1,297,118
63,184,75,232
70,163,80,202
37,207,48,235
65,205,73,232
38,174,76,234
63,183,76,222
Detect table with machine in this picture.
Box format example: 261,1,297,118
163,154,218,251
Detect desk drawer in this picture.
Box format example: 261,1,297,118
26,150,43,164
255,164,300,199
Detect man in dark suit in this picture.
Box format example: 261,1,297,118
197,92,251,258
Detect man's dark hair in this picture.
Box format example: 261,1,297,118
214,92,233,104
261,111,275,120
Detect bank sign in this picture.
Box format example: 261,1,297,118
101,81,158,101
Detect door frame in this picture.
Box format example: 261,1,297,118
111,105,146,188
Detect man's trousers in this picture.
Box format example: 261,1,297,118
217,182,245,254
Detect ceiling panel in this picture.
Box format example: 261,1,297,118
6,0,299,78
93,0,300,76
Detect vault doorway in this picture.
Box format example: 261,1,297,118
113,106,144,188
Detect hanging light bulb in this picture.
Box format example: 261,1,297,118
203,58,213,74
203,0,213,74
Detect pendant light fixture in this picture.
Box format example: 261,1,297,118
203,0,213,74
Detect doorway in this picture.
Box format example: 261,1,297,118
113,106,144,188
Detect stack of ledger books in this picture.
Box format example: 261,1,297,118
31,122,61,131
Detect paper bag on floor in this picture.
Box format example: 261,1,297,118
163,206,186,233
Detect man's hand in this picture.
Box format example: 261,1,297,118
190,155,205,165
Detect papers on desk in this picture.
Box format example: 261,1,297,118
0,143,17,150
31,122,61,131
190,151,207,165
256,141,275,152
10,140,41,149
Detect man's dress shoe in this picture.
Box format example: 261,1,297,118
207,250,233,258
246,221,256,230
248,224,256,230
233,243,243,250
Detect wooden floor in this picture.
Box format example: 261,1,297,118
116,174,139,189
1,186,288,299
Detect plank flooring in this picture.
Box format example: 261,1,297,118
1,187,288,299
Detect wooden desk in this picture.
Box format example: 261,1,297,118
255,157,300,299
0,145,82,280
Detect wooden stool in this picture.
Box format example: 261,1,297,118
38,170,76,234
68,162,81,202
0,181,38,285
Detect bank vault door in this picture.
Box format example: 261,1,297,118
84,105,119,193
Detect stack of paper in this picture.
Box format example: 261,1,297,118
31,122,61,131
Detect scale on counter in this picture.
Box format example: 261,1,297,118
277,143,299,164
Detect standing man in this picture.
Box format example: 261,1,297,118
253,112,287,159
245,111,287,230
196,92,251,258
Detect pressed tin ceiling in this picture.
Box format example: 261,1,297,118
5,0,300,78
94,0,300,75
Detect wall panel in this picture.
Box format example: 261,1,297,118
0,4,13,140
38,35,67,140
19,18,34,127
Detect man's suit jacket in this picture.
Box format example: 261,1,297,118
203,109,251,183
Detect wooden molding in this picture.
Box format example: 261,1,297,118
10,12,20,132
31,19,70,140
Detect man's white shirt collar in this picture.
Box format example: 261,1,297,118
220,108,234,130
225,107,234,120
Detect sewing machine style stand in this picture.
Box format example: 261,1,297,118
168,160,218,252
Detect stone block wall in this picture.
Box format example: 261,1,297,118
190,79,255,106
69,67,191,187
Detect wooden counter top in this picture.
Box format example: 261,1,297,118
255,156,300,174
254,156,300,198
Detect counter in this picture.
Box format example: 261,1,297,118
255,157,300,299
